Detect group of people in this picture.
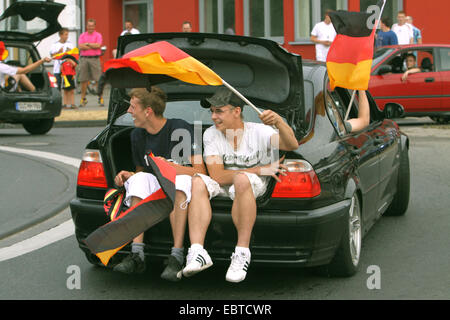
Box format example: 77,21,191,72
109,82,371,283
310,9,423,62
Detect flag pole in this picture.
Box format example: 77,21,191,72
344,0,386,121
222,79,263,115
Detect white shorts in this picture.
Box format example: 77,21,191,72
195,172,269,200
124,172,192,209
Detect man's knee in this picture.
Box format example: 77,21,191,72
233,172,251,194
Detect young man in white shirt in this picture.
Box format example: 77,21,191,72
50,27,74,89
182,87,299,283
392,11,413,45
310,10,337,62
120,21,140,36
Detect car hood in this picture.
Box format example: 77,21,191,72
0,1,65,42
108,33,305,115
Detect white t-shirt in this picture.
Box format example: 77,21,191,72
311,21,337,62
391,23,413,45
120,28,140,36
49,40,74,74
0,62,18,88
203,122,277,170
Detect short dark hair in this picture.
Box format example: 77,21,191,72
406,53,416,61
182,21,192,27
59,27,69,35
130,86,167,117
381,17,392,28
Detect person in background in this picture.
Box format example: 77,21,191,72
182,21,192,32
392,11,413,45
310,10,337,62
406,16,422,44
50,28,74,90
401,53,422,82
375,17,398,48
60,53,78,109
120,20,140,36
78,18,103,107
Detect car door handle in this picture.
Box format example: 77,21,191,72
425,77,435,83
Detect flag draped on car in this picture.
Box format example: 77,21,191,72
52,47,79,61
103,40,223,86
84,153,176,266
326,1,385,90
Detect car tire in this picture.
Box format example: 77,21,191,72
323,194,362,277
22,118,54,135
384,149,410,216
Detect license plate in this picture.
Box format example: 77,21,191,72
16,102,42,112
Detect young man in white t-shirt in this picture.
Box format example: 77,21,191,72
310,10,337,62
120,21,140,36
392,11,413,45
50,28,74,90
182,87,299,283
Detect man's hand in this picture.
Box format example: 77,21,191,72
258,155,287,183
259,109,282,127
42,57,52,63
114,170,134,187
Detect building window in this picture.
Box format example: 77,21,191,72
360,0,403,29
199,0,235,34
294,0,347,42
123,0,153,33
243,0,284,42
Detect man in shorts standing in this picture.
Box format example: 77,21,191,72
78,19,103,107
182,87,299,283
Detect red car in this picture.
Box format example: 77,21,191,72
369,44,450,123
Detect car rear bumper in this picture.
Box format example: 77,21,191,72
0,89,61,122
70,197,350,268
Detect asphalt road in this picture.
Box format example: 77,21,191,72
0,124,449,301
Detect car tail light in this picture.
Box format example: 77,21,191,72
77,149,108,188
47,72,58,88
271,159,321,198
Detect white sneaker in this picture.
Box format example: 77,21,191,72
225,251,251,283
182,247,213,277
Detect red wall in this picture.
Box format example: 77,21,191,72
153,0,199,32
84,0,122,62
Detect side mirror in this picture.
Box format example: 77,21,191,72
377,65,392,75
384,103,405,119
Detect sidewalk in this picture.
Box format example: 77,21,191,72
54,85,110,125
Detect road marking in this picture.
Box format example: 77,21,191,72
0,146,80,261
0,220,75,262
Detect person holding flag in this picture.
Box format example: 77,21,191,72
50,28,74,90
325,0,386,132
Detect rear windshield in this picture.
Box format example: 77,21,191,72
1,44,38,68
114,100,277,127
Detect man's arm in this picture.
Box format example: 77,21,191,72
346,90,370,132
258,110,299,151
16,57,51,74
310,35,331,47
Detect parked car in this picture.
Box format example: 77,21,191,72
70,33,410,277
0,1,64,134
370,44,450,123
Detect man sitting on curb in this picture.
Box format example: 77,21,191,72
182,87,299,283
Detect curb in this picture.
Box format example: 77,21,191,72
54,120,107,128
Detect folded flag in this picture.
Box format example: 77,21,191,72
52,47,79,62
103,40,223,86
326,2,384,91
84,153,176,266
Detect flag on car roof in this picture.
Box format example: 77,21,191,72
84,153,176,266
103,40,223,86
326,1,385,90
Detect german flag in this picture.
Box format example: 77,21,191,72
84,153,176,266
326,7,379,91
103,41,223,86
52,47,80,62
0,41,9,61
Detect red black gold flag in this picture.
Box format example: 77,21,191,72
84,153,176,266
104,40,223,86
326,8,379,90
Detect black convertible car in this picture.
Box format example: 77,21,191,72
70,33,410,277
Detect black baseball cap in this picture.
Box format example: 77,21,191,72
200,87,244,109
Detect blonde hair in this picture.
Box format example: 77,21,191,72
130,87,167,117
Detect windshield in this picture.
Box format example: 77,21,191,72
113,100,268,127
372,48,394,66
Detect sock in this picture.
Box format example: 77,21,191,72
171,247,184,265
131,242,145,261
190,243,204,252
235,246,251,258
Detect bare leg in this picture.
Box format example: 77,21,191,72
130,196,144,244
13,74,35,92
169,191,188,248
80,81,88,102
187,176,212,246
231,173,256,248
